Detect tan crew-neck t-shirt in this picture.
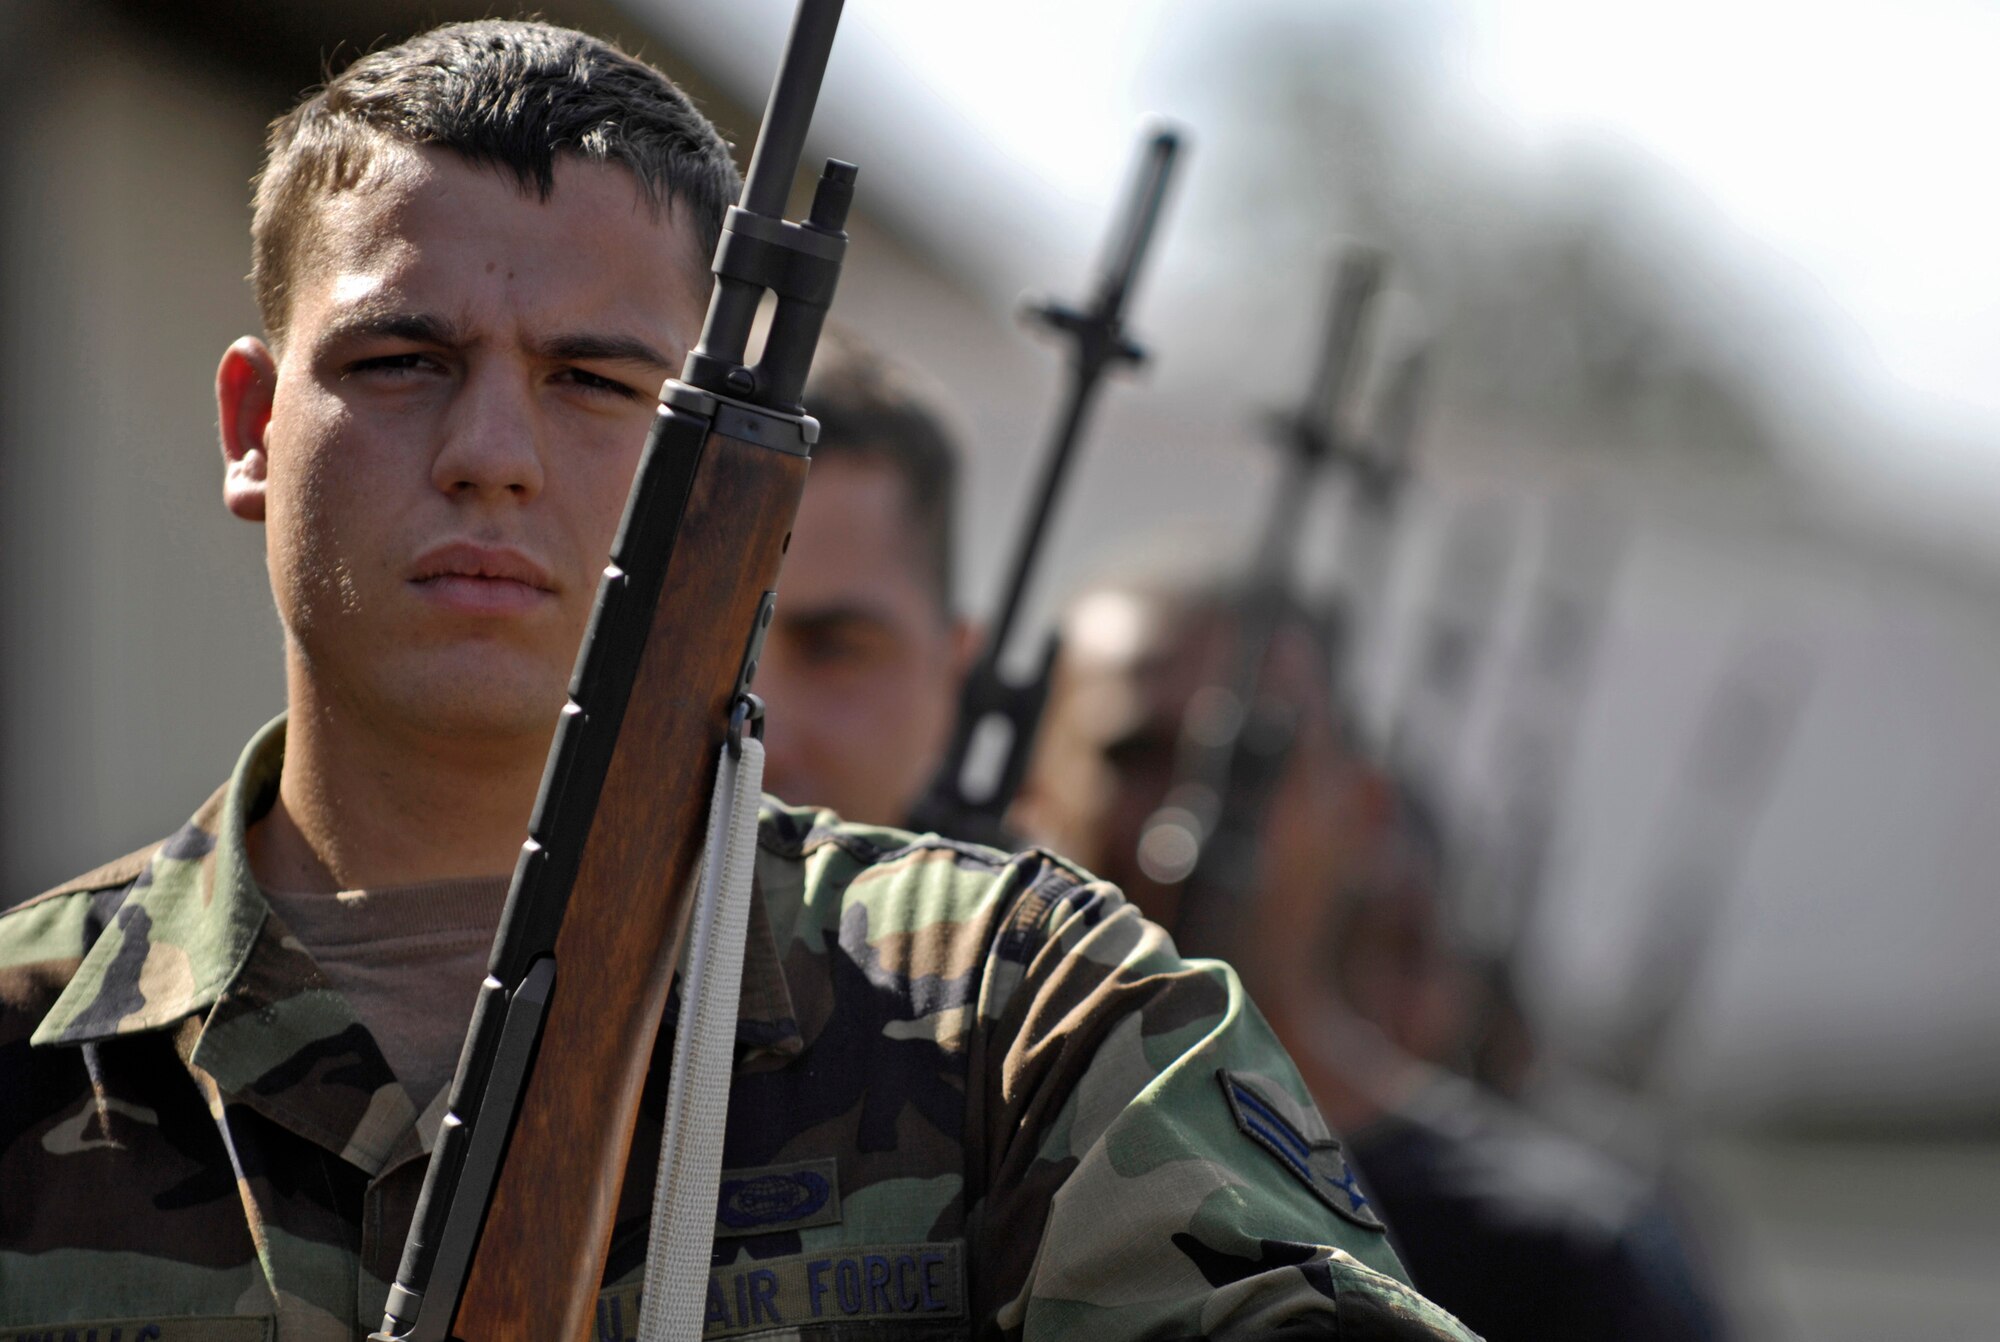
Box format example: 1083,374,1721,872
265,876,510,1109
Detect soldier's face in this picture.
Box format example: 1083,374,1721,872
218,149,708,744
754,456,972,824
1020,603,1376,965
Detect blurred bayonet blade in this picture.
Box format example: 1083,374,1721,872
1090,127,1182,330
912,125,1188,840
1301,247,1387,452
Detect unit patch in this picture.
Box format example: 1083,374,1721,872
593,1241,965,1339
1218,1069,1383,1231
715,1157,842,1237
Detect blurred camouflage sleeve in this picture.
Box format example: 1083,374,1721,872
961,855,1479,1340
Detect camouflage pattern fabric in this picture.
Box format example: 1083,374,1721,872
0,717,1479,1340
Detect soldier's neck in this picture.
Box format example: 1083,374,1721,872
249,681,547,895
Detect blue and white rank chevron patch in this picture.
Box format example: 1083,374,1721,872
1218,1069,1383,1231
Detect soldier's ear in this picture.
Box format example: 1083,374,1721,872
218,337,277,523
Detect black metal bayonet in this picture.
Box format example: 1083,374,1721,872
908,127,1184,844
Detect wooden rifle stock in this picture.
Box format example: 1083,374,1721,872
454,414,807,1338
372,3,852,1337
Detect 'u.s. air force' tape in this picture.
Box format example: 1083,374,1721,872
594,1241,965,1339
3,1318,271,1341
1218,1069,1384,1231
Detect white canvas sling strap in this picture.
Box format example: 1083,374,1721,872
638,732,765,1342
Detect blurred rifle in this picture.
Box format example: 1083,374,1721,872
1446,506,1624,1093
1333,343,1425,709
1459,508,1622,955
1384,499,1515,816
907,128,1183,845
1138,249,1425,955
371,3,853,1336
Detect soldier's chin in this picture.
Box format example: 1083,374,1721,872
389,661,568,746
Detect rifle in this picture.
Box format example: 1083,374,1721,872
371,4,854,1336
1333,343,1425,706
1382,497,1514,828
907,128,1183,845
1452,507,1621,976
1135,249,1392,955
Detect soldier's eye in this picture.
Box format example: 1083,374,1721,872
1104,732,1174,779
796,628,874,666
560,368,643,400
347,353,434,378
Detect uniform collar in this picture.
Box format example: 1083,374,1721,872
34,715,284,1048
36,714,804,1164
26,717,425,1171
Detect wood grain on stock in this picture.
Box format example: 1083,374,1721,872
451,429,809,1342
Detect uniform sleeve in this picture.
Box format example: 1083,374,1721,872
963,861,1480,1341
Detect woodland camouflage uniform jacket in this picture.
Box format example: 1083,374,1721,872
0,717,1478,1341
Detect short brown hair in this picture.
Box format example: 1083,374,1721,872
250,20,740,346
804,328,961,613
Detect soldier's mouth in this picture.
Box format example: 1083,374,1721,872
409,540,556,614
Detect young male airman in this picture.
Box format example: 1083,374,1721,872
0,23,1476,1340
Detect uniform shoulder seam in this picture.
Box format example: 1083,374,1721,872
758,816,1017,873
989,846,1102,948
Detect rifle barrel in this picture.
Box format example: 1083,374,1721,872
986,373,1099,664
910,129,1185,839
1137,247,1390,944
741,0,846,218
989,127,1182,664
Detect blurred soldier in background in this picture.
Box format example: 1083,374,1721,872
755,329,1730,1337
755,328,976,825
1014,575,1733,1342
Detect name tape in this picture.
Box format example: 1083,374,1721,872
594,1240,964,1339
